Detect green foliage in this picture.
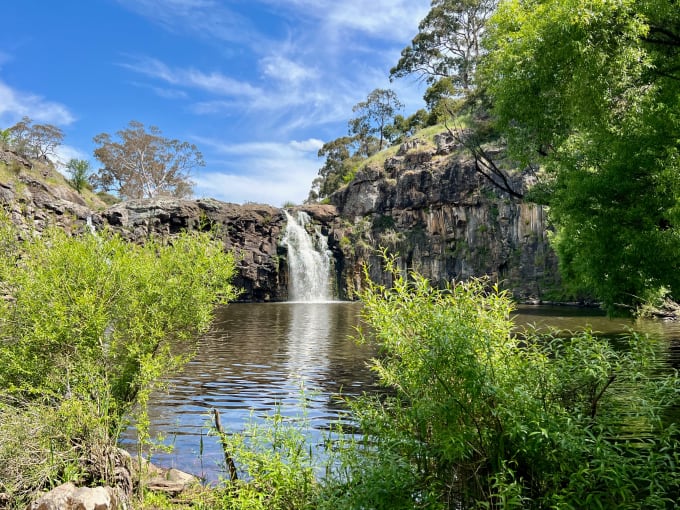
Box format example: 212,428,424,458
337,258,680,508
309,136,365,201
350,88,404,153
0,217,238,503
0,127,11,149
213,405,321,510
66,158,91,193
309,89,407,202
384,109,434,145
482,0,680,310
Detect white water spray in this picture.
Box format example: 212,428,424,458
283,211,333,302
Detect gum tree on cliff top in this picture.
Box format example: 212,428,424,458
482,0,680,310
390,0,498,98
92,120,203,200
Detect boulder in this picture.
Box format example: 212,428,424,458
145,468,199,497
29,483,124,510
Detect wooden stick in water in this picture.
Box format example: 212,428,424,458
212,408,238,482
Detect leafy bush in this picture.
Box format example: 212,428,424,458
214,407,320,510
0,217,238,504
332,258,680,509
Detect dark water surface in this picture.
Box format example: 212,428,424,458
131,302,680,481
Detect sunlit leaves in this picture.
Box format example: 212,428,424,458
345,261,680,507
482,0,680,309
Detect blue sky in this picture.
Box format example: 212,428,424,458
0,0,430,205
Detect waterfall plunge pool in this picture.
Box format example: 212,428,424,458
127,302,680,482
125,212,680,481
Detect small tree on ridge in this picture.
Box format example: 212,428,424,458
92,121,203,200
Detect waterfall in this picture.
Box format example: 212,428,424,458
283,210,333,302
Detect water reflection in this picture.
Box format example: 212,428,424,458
136,302,374,480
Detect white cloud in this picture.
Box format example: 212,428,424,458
117,0,429,136
115,0,266,47
259,0,428,42
121,57,262,98
192,137,324,204
53,144,91,167
289,138,323,152
0,79,75,126
260,55,318,84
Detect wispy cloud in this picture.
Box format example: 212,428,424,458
129,81,188,100
195,137,323,157
117,0,428,138
115,0,267,48
193,137,324,205
123,54,355,128
0,79,75,126
121,57,263,98
259,0,428,42
260,55,318,85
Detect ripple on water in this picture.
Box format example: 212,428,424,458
122,302,680,482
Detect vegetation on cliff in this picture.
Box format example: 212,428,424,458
311,0,680,313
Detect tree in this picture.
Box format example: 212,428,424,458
310,136,361,201
0,128,11,150
6,116,64,160
350,88,404,152
309,90,405,202
65,158,90,194
92,121,203,200
390,0,497,95
482,0,680,310
384,109,433,146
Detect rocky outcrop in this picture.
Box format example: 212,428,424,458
103,198,289,301
326,134,560,300
0,149,102,235
1,136,561,302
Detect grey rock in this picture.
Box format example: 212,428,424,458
29,483,124,510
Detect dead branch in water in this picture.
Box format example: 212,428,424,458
212,408,238,482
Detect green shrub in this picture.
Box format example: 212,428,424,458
335,256,680,509
0,217,238,504
213,405,321,510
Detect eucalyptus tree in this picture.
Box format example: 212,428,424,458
391,0,497,96
482,0,680,309
92,121,203,200
6,116,64,161
309,89,404,201
350,88,404,153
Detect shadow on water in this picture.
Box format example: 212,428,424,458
124,302,680,481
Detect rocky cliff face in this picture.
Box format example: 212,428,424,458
0,148,104,234
1,139,560,302
326,133,560,300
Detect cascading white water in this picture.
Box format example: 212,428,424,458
283,210,333,302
